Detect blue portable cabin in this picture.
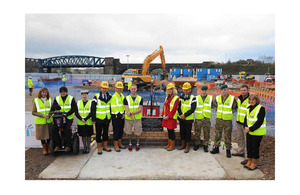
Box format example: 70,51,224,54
207,75,216,81
170,68,181,78
182,68,194,77
196,68,208,80
209,68,222,75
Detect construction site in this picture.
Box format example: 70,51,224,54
25,45,275,180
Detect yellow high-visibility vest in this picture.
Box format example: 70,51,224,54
34,97,52,124
247,104,266,136
125,95,142,120
55,95,75,120
195,95,212,119
77,100,93,125
216,95,235,120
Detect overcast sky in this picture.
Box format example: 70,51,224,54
25,14,274,64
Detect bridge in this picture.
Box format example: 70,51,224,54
25,55,214,74
25,55,106,73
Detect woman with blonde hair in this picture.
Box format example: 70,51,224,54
32,87,53,155
244,94,266,170
161,83,179,151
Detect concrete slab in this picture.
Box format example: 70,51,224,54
210,143,265,180
78,146,226,180
39,145,96,179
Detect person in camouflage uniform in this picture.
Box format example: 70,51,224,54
210,84,237,158
194,85,213,152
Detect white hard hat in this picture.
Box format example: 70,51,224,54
29,76,32,79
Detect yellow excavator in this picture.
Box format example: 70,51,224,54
122,45,167,91
238,71,255,80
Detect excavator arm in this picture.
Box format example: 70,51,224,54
141,45,165,76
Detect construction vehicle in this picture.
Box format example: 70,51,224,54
122,45,166,91
218,74,232,81
238,71,255,80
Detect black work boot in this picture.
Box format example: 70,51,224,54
203,145,208,153
210,147,219,154
226,149,231,158
193,144,200,151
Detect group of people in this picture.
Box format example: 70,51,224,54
31,80,266,171
31,81,143,157
162,82,266,170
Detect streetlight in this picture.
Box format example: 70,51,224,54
126,55,130,70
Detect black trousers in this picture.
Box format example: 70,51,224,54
246,133,263,159
111,114,124,141
179,120,193,142
96,118,110,143
167,129,175,140
52,118,73,147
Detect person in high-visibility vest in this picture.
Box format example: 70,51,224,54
51,86,76,152
127,80,132,91
32,87,53,155
62,75,67,87
233,84,250,161
177,82,196,153
124,84,143,151
110,81,126,152
243,94,266,171
161,83,179,151
75,90,93,154
210,84,237,158
91,81,112,155
28,76,34,96
193,85,213,152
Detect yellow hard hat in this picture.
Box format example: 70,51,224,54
100,81,109,88
182,82,192,90
115,81,124,89
167,83,175,89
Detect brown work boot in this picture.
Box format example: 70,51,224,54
164,139,170,149
241,159,248,165
178,140,186,150
54,146,59,152
64,146,71,152
167,140,175,151
118,139,126,149
184,142,190,153
97,142,102,155
248,158,258,170
244,158,252,168
42,144,48,156
103,141,111,152
114,140,120,152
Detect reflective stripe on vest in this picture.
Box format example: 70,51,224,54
195,95,212,119
77,100,93,125
247,104,267,136
163,95,179,119
125,95,142,120
216,95,234,120
34,97,52,124
180,95,194,120
236,97,249,123
56,95,75,119
95,93,111,120
111,92,125,114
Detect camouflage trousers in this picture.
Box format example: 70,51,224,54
194,118,211,146
214,118,232,150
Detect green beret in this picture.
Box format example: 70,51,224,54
220,84,228,89
201,85,208,90
80,90,89,94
